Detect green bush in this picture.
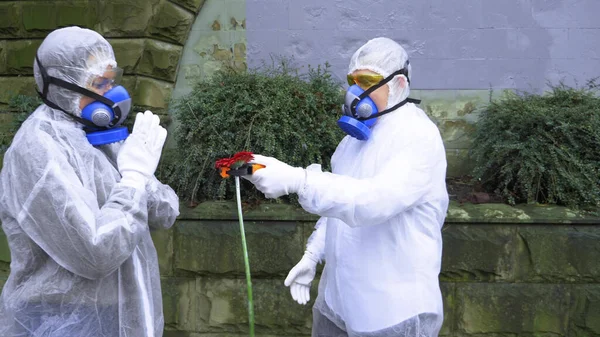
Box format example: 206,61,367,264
471,82,600,208
0,95,42,151
158,60,345,204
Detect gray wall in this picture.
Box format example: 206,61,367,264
246,0,600,91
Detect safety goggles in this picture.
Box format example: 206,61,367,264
347,73,384,90
88,67,124,92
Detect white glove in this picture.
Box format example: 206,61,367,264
245,154,306,198
117,111,167,190
284,253,318,305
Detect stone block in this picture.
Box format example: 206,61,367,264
518,226,600,282
200,277,312,334
22,1,97,34
174,220,304,276
161,277,206,331
455,283,570,335
133,76,173,108
5,40,42,75
163,331,202,337
0,40,6,74
441,225,519,282
152,228,174,276
121,75,138,93
108,39,145,75
169,0,207,14
149,1,195,45
0,2,22,39
0,77,37,105
138,40,183,82
178,201,317,222
569,285,600,335
162,276,313,334
97,0,159,37
440,282,455,336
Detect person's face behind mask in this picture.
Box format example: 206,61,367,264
79,65,122,110
347,69,406,111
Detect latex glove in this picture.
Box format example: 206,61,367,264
117,111,167,190
245,154,306,198
284,253,318,305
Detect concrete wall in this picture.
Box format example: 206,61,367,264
246,0,600,91
167,0,247,147
171,0,247,100
243,0,600,177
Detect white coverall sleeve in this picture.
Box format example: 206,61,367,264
305,217,327,263
298,132,442,228
9,146,151,280
146,176,180,230
99,141,179,230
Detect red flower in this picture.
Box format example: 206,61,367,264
215,157,236,169
215,151,256,179
231,151,254,165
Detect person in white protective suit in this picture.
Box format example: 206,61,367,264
0,26,179,337
246,37,449,337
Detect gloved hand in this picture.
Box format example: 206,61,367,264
245,154,306,198
284,253,318,305
117,111,167,190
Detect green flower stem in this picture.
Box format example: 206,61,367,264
235,176,255,337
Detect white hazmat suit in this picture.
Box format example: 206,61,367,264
0,27,179,337
248,37,449,337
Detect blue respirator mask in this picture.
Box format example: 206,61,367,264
35,55,131,146
338,61,421,140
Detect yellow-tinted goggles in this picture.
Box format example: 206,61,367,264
347,73,384,90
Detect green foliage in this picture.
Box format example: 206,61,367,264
158,59,345,204
7,95,41,129
0,95,42,151
7,94,41,114
471,82,600,209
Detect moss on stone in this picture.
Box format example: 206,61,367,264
109,38,145,74
149,1,194,45
139,40,183,81
5,40,42,75
0,2,22,38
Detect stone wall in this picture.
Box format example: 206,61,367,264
2,202,598,336
0,0,248,149
0,0,207,118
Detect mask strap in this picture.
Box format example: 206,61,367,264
350,60,411,114
35,55,122,128
358,97,421,121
